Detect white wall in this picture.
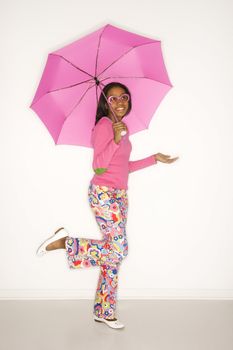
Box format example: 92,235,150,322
0,0,232,300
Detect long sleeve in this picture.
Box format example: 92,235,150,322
129,154,157,173
91,120,121,175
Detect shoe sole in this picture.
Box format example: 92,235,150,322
93,316,124,329
36,227,69,257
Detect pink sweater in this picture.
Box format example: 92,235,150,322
90,116,157,190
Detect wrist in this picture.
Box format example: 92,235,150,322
114,138,121,145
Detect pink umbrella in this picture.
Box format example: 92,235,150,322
29,23,173,148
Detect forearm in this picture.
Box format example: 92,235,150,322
129,154,157,173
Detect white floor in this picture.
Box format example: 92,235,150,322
0,300,232,350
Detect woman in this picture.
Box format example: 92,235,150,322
36,82,179,329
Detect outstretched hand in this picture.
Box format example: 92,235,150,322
154,153,179,163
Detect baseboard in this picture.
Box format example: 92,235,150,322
0,289,233,300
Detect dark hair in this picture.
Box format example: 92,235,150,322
95,82,132,125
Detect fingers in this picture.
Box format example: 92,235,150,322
113,122,128,132
113,126,127,133
158,154,179,163
160,154,179,160
113,125,126,130
113,121,127,127
166,157,179,163
113,122,123,125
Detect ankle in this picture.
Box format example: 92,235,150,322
60,237,67,249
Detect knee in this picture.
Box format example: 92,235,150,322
112,237,129,263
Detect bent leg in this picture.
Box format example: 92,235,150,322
64,183,111,269
65,236,107,268
64,183,128,269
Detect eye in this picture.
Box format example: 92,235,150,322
109,96,117,103
121,94,129,102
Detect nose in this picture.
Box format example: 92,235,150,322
116,102,125,108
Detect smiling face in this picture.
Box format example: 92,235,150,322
105,86,130,122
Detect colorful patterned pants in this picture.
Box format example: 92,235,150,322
65,183,129,320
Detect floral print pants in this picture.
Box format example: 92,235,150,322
65,183,129,320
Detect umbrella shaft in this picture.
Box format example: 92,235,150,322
98,83,119,123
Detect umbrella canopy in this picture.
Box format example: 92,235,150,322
29,23,173,147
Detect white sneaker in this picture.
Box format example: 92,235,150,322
93,315,125,329
36,227,69,257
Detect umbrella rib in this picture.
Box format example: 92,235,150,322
96,41,160,78
95,25,108,78
56,82,96,143
48,78,94,93
31,78,94,107
50,53,94,79
99,75,173,87
65,83,96,119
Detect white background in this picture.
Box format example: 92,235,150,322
0,0,232,299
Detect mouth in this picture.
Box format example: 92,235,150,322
116,107,125,112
